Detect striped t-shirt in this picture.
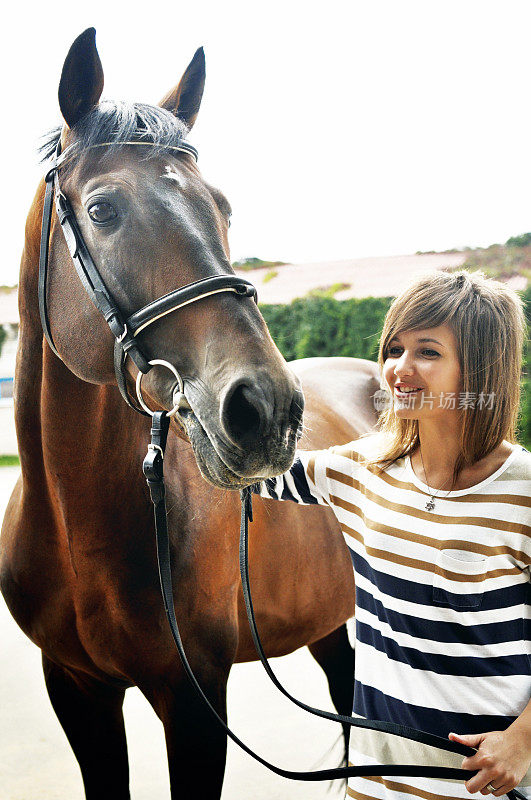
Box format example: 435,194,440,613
258,436,531,799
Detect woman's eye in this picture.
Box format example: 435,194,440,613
88,201,117,224
387,346,439,357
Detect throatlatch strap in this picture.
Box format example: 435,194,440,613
143,429,526,795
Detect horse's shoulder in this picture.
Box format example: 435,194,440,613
289,357,380,449
288,356,379,385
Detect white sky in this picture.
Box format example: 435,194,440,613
2,0,531,286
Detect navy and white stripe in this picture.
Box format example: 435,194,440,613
261,457,320,504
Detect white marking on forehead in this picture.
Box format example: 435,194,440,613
162,165,183,186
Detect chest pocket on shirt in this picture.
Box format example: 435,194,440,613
433,549,488,609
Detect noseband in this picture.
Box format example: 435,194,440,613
38,137,257,415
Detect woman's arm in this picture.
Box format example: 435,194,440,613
448,698,531,796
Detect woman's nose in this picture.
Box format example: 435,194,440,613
394,351,415,376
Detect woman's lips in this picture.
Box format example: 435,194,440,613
394,385,424,398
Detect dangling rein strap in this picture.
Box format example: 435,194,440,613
143,415,527,796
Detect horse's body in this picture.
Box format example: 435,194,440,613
0,29,380,799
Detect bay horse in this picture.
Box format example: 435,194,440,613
0,29,380,799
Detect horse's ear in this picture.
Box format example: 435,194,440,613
58,28,104,129
159,47,205,131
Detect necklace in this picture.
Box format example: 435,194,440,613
418,447,455,511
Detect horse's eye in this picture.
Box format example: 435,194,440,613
88,201,117,224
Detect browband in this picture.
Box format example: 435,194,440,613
54,139,199,169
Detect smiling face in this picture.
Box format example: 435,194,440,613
382,324,463,420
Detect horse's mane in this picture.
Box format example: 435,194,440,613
39,99,190,175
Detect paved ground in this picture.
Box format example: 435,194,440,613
0,467,349,800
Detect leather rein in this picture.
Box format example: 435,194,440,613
38,137,526,798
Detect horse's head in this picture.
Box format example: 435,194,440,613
42,28,303,488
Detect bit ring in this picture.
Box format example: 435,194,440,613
135,359,184,417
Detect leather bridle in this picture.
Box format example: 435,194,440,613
37,136,528,799
38,136,257,416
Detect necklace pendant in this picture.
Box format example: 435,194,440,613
425,498,435,511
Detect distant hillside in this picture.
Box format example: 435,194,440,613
232,252,467,304
421,232,531,289
233,236,531,305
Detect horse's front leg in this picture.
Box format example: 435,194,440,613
42,653,130,800
141,643,234,799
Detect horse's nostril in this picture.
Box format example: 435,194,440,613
221,379,303,450
222,382,264,445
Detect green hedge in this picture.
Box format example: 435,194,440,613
260,289,531,451
260,296,392,362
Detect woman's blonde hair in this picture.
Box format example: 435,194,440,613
361,269,527,484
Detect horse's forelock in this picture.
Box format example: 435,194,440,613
39,100,189,176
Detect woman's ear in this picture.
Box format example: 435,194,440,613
158,47,205,131
58,28,104,129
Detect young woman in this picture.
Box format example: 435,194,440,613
256,270,531,799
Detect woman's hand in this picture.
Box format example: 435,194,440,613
448,729,531,796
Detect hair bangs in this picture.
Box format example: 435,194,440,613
379,272,471,360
